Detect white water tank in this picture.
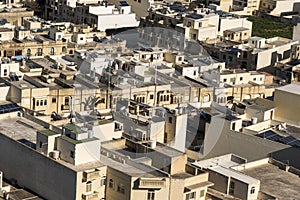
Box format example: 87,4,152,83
88,130,94,138
149,140,157,148
251,117,258,125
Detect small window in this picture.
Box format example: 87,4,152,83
150,94,154,99
44,100,47,106
240,77,243,81
40,100,44,106
117,184,125,194
80,37,83,40
185,192,195,200
3,69,7,76
100,176,106,186
147,190,155,200
86,181,92,192
52,97,57,103
109,179,114,188
64,97,70,105
50,47,54,55
36,100,40,106
253,78,256,81
169,117,172,123
200,190,205,197
70,151,74,158
223,78,227,82
250,186,255,194
229,181,235,195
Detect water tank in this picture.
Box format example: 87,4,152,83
52,151,60,160
19,26,24,30
88,130,94,138
251,117,258,125
149,140,157,148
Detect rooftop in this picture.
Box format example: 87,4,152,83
60,135,99,145
210,165,259,184
0,117,45,145
242,163,300,198
275,83,300,96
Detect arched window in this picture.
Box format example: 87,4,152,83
27,49,31,56
3,69,7,76
50,47,54,55
86,181,92,192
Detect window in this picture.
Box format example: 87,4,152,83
86,181,92,192
250,186,255,194
50,47,54,55
52,97,57,103
147,190,155,200
169,117,172,123
223,78,227,82
109,179,114,188
40,100,44,106
27,49,31,56
117,184,125,194
150,94,154,99
44,100,47,106
62,46,67,53
229,181,235,195
100,176,106,186
37,48,42,56
253,78,256,81
240,77,243,81
200,190,205,197
70,151,74,158
185,192,195,200
80,37,83,40
39,141,43,148
64,97,70,105
36,100,40,106
3,69,7,76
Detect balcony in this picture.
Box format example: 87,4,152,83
83,170,100,182
82,192,99,200
138,178,166,189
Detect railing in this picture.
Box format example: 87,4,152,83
82,192,99,200
83,170,100,182
138,178,166,188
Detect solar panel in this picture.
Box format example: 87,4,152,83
289,140,300,147
279,136,298,144
268,134,283,141
0,103,22,114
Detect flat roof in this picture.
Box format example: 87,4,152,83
275,83,300,96
60,135,99,145
38,129,60,136
242,163,300,199
210,166,259,184
0,117,45,144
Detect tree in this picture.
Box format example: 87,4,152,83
82,96,105,111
